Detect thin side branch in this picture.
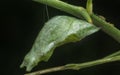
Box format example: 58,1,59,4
25,66,66,75
86,0,93,14
104,50,120,58
25,55,120,75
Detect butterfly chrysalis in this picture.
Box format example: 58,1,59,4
20,16,100,71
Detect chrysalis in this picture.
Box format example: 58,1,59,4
20,16,100,71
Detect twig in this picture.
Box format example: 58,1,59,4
86,0,93,14
104,50,120,58
91,14,120,43
25,56,120,75
34,0,92,23
25,66,65,75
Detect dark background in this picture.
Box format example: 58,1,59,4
0,0,120,75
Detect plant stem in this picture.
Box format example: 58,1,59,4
104,50,120,58
25,56,120,75
25,66,65,75
65,56,120,70
86,0,93,14
34,0,92,23
33,0,120,43
91,14,120,43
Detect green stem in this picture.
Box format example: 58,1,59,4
25,66,65,75
25,56,120,75
104,50,120,58
65,56,120,70
33,0,120,43
86,0,93,14
34,0,92,23
91,14,120,43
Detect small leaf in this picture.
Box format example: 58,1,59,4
20,16,100,71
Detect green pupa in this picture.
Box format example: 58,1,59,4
20,16,99,71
